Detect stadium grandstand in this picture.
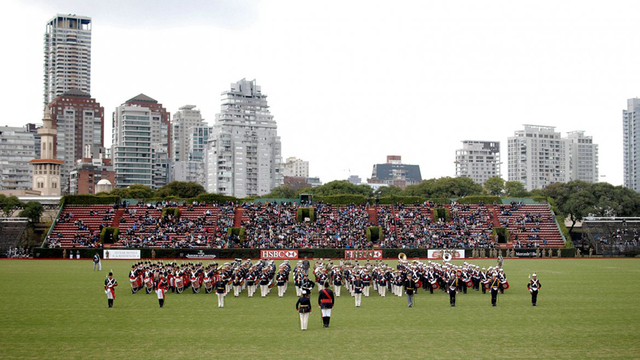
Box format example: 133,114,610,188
43,199,566,250
582,217,640,256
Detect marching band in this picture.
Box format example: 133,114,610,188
109,257,542,315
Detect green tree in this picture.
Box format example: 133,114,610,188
156,181,206,199
109,184,155,199
306,180,373,198
19,202,44,223
504,181,528,197
404,177,482,198
263,185,297,199
483,176,505,196
0,195,24,217
542,181,594,234
374,185,403,197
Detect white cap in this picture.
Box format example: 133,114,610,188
302,290,308,295
532,273,537,277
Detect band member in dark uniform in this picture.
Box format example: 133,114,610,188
447,275,458,307
404,274,416,307
527,273,541,306
215,277,227,308
156,274,167,308
301,274,315,295
318,281,335,327
296,290,312,330
104,272,118,308
489,273,501,307
353,275,364,307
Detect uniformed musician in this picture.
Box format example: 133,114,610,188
447,274,458,307
527,273,541,306
296,290,312,331
104,272,118,308
489,273,501,307
404,274,416,307
317,281,335,327
215,277,227,308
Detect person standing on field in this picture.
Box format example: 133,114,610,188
156,273,167,308
93,253,101,271
317,281,335,327
296,290,312,330
104,272,117,308
527,273,541,306
215,277,227,308
404,274,416,307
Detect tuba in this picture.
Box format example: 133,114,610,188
398,253,407,261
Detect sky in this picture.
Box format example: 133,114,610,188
1,0,639,186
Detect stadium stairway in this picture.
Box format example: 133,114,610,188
490,206,501,228
234,208,244,228
367,207,378,226
111,209,124,227
0,220,29,255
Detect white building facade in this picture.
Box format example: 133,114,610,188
112,105,155,188
508,125,569,191
43,15,92,106
171,105,209,186
565,131,598,184
206,79,282,197
455,140,501,186
0,125,37,190
282,157,309,178
623,98,640,191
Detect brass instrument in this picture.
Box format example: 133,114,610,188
398,253,407,261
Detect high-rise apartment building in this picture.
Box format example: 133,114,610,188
44,14,92,106
47,89,104,193
455,141,501,185
206,79,282,197
565,131,598,183
623,98,640,191
171,105,209,186
0,125,38,191
508,125,568,191
112,94,170,189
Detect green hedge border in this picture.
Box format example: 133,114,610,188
366,226,382,243
297,207,315,222
100,227,119,244
226,227,245,242
492,227,510,244
161,207,181,219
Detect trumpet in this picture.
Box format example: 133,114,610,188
398,253,407,261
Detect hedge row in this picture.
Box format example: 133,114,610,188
226,227,245,242
297,207,315,222
161,208,181,219
367,226,382,243
100,227,119,244
62,195,120,205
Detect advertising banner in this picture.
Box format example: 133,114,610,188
179,249,220,259
103,249,141,259
427,249,465,260
260,249,299,260
344,250,383,260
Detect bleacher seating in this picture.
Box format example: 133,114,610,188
45,201,565,249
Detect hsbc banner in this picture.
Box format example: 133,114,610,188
344,250,383,260
103,249,141,260
260,249,298,260
427,249,465,260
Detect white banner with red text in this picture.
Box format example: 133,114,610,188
427,249,465,260
344,250,383,260
103,249,141,259
260,249,299,260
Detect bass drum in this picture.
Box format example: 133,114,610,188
502,281,510,290
443,252,452,262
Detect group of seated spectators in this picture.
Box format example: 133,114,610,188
240,202,372,249
46,201,563,249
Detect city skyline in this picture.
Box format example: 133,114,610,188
2,1,640,187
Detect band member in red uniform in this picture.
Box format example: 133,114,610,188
317,281,335,327
156,274,168,308
527,273,541,306
104,272,118,308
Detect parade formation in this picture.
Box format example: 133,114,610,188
108,255,542,323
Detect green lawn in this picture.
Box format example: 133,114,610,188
0,258,639,359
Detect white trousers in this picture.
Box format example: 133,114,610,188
379,285,386,297
260,285,268,297
363,286,370,297
93,262,101,271
355,293,362,307
334,285,341,297
248,285,256,297
217,293,225,307
233,286,241,297
299,312,309,330
278,285,285,297
321,308,332,317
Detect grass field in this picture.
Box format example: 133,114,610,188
1,258,639,359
